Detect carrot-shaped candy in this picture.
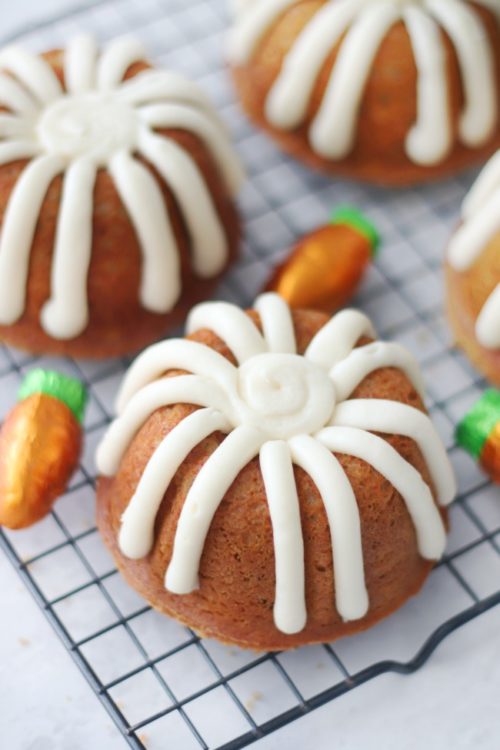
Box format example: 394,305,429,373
265,206,379,313
0,369,87,529
456,389,500,484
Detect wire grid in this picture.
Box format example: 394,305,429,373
0,0,499,747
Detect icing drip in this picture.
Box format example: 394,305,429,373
97,294,455,634
0,35,243,339
288,434,368,622
448,150,500,350
229,0,499,166
260,441,306,634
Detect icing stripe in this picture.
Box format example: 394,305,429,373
462,150,500,220
138,128,228,278
254,293,296,354
118,70,215,114
97,36,146,90
0,155,65,326
109,151,181,314
330,341,425,402
0,73,38,115
40,157,97,340
317,426,447,560
0,141,40,165
228,0,298,65
0,46,62,103
448,185,500,270
165,426,264,593
427,0,497,147
289,434,368,622
64,34,97,94
305,309,375,369
97,375,232,476
260,440,306,634
310,3,400,160
476,284,500,349
119,408,232,559
403,6,452,165
187,301,267,363
0,114,30,137
116,339,237,414
266,0,361,130
331,399,456,505
138,103,244,196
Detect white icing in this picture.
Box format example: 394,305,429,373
316,426,447,560
116,339,237,415
108,150,180,314
187,301,267,363
0,46,62,103
254,292,296,354
403,6,452,165
448,150,500,350
310,3,400,160
476,284,500,349
289,434,368,622
0,73,38,115
427,0,497,147
305,309,375,369
330,341,425,402
228,0,499,166
235,353,336,439
165,425,264,593
97,375,232,476
120,407,231,559
41,157,97,339
331,400,456,505
138,103,244,196
64,34,97,94
37,93,139,164
0,155,65,326
97,294,456,634
260,440,306,634
96,36,146,91
0,36,242,339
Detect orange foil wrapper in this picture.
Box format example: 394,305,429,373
0,370,86,529
265,207,379,313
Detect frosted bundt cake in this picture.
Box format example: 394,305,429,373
96,293,456,650
0,35,242,357
228,0,500,185
446,150,500,385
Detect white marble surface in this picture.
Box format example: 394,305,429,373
2,547,500,749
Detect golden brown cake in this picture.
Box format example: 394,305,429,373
228,0,500,186
446,150,500,385
0,35,242,358
96,293,455,650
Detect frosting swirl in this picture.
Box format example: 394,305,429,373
235,353,336,439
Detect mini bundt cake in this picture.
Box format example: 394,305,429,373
0,35,242,358
96,293,456,650
446,150,500,385
228,0,500,186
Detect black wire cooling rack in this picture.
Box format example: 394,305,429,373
1,0,500,748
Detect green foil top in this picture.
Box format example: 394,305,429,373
456,389,500,459
18,369,87,423
330,206,381,256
